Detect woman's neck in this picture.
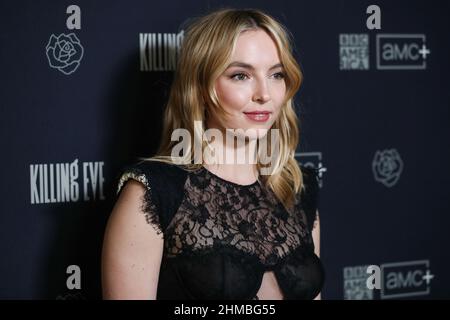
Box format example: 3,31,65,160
203,128,259,185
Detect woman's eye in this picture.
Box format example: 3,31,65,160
229,72,285,81
273,72,285,80
230,73,249,81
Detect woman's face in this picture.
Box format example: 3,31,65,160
210,28,286,140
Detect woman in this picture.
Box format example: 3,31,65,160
102,8,324,300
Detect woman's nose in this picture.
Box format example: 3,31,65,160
252,79,271,103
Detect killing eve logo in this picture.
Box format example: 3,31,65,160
29,159,105,204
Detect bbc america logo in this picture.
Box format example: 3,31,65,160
339,34,370,70
339,33,430,71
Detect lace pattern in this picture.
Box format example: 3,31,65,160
163,167,313,266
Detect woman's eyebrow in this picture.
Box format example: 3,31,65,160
226,61,283,71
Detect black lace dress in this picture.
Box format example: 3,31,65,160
115,160,324,300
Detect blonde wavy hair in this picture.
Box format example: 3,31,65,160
141,8,304,210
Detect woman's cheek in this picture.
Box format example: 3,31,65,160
221,86,250,112
274,87,286,112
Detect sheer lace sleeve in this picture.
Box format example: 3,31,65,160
116,164,163,235
300,166,320,232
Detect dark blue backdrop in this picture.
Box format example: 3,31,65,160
1,0,449,299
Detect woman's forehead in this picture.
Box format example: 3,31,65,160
230,31,281,69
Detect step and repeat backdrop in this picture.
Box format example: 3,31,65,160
1,0,449,299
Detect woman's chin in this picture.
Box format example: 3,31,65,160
231,127,268,141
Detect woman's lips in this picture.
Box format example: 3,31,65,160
243,111,272,122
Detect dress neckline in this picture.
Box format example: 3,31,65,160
200,166,260,188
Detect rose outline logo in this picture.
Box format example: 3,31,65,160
45,33,84,75
372,148,403,188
